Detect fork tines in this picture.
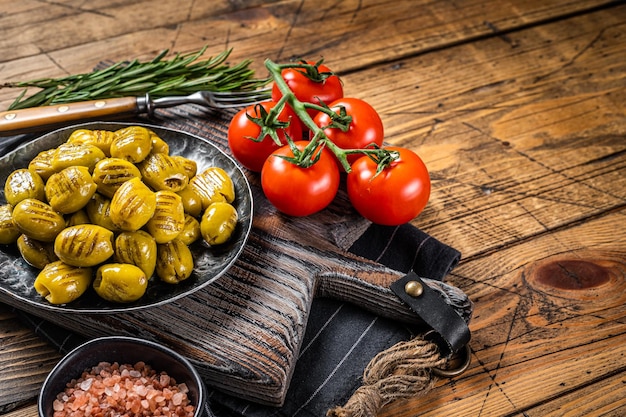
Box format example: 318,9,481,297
210,88,271,108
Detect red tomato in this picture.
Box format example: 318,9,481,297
261,141,340,217
347,147,431,225
271,61,343,128
227,101,303,172
312,97,384,164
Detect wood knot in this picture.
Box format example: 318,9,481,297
524,254,626,309
534,259,610,290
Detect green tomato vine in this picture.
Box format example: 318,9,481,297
263,59,399,175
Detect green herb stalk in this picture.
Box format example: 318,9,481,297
2,46,269,110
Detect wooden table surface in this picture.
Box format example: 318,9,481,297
1,0,625,416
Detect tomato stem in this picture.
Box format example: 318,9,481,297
264,59,397,173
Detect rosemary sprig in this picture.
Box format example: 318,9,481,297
1,46,270,110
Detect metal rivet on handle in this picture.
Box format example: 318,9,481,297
404,280,424,297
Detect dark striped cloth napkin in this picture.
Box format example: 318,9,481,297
16,222,460,417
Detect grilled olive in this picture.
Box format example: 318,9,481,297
145,191,185,244
17,234,58,269
156,239,194,284
34,261,92,304
138,152,188,192
12,199,66,242
45,166,97,214
65,209,90,227
0,204,20,245
93,263,148,303
171,155,197,179
148,130,169,154
67,129,116,156
4,168,45,206
52,143,106,173
176,186,203,217
111,126,153,163
189,167,235,210
109,177,156,231
178,214,201,245
85,193,121,232
54,224,114,267
28,149,56,181
200,201,238,245
92,157,142,198
114,230,157,278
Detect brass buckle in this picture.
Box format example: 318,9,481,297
432,344,471,378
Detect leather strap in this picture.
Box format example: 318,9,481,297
390,271,471,357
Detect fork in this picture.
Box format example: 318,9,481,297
0,88,271,136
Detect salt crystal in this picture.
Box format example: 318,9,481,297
172,392,183,406
79,378,93,391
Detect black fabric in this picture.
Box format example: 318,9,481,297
13,222,461,416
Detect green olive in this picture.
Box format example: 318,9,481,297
148,130,169,154
4,168,45,206
67,129,116,156
156,239,194,284
17,234,58,269
28,149,56,181
92,157,142,198
54,224,114,267
109,177,156,231
145,191,185,244
12,199,66,242
51,143,106,173
85,193,121,232
189,167,235,210
138,152,189,192
0,204,20,245
111,126,153,163
34,261,92,304
65,209,90,227
177,214,201,245
171,155,197,179
45,166,97,214
200,201,238,246
93,263,148,303
114,230,157,278
176,186,204,218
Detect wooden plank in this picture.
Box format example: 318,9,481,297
523,373,626,416
338,4,626,257
0,0,616,109
0,305,60,413
380,207,626,416
0,0,624,414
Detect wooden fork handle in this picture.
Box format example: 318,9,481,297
0,96,141,136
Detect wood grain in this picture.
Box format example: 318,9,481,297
0,305,60,414
0,0,617,109
0,0,625,415
380,208,626,416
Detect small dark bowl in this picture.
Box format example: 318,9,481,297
38,336,206,417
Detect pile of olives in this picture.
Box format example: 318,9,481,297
0,126,238,305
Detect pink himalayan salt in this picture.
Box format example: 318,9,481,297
52,361,195,417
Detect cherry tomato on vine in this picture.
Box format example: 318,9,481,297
227,101,303,172
347,147,431,225
271,61,343,129
261,141,340,217
312,97,384,164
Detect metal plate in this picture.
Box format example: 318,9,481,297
0,122,253,313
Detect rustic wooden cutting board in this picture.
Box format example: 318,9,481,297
0,107,470,406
